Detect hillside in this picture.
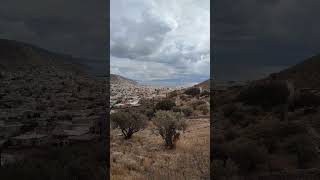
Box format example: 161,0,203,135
265,54,320,89
0,39,106,126
110,74,138,86
194,79,210,90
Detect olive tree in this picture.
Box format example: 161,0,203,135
111,111,147,139
153,111,187,148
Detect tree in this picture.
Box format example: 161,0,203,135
155,99,176,111
111,111,147,139
153,111,187,148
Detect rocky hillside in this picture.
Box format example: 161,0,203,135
0,39,106,124
265,54,320,89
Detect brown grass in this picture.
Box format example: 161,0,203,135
111,119,210,180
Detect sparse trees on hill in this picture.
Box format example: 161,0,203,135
153,111,187,148
111,111,147,139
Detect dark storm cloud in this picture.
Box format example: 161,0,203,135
213,0,320,81
0,0,106,60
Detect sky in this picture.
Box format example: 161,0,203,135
0,0,107,75
110,0,210,86
213,0,320,81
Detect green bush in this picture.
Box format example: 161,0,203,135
155,99,176,111
153,111,187,148
111,111,147,139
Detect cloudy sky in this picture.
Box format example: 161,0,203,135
0,0,107,75
214,0,320,81
110,0,210,86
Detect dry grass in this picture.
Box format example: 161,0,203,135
111,119,210,180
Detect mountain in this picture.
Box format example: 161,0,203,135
110,74,138,86
264,54,320,89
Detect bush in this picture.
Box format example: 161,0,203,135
181,106,193,117
237,81,290,109
153,111,187,148
184,87,201,96
190,100,207,110
285,134,318,169
228,139,267,175
111,111,147,139
145,108,155,120
172,106,181,113
155,99,176,111
168,90,178,98
293,92,320,109
198,104,209,115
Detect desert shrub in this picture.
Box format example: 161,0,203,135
190,99,207,110
228,138,267,175
177,145,210,179
184,87,201,96
153,111,187,148
200,90,210,97
181,106,193,117
222,104,238,117
293,92,320,109
237,81,289,109
145,109,155,120
180,94,188,101
155,99,176,111
285,134,318,168
168,90,178,98
111,111,147,139
172,106,181,113
198,104,209,115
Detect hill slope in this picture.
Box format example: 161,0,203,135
194,79,210,90
0,39,106,124
265,54,320,89
110,74,138,86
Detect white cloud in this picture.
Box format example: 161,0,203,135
110,0,210,85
